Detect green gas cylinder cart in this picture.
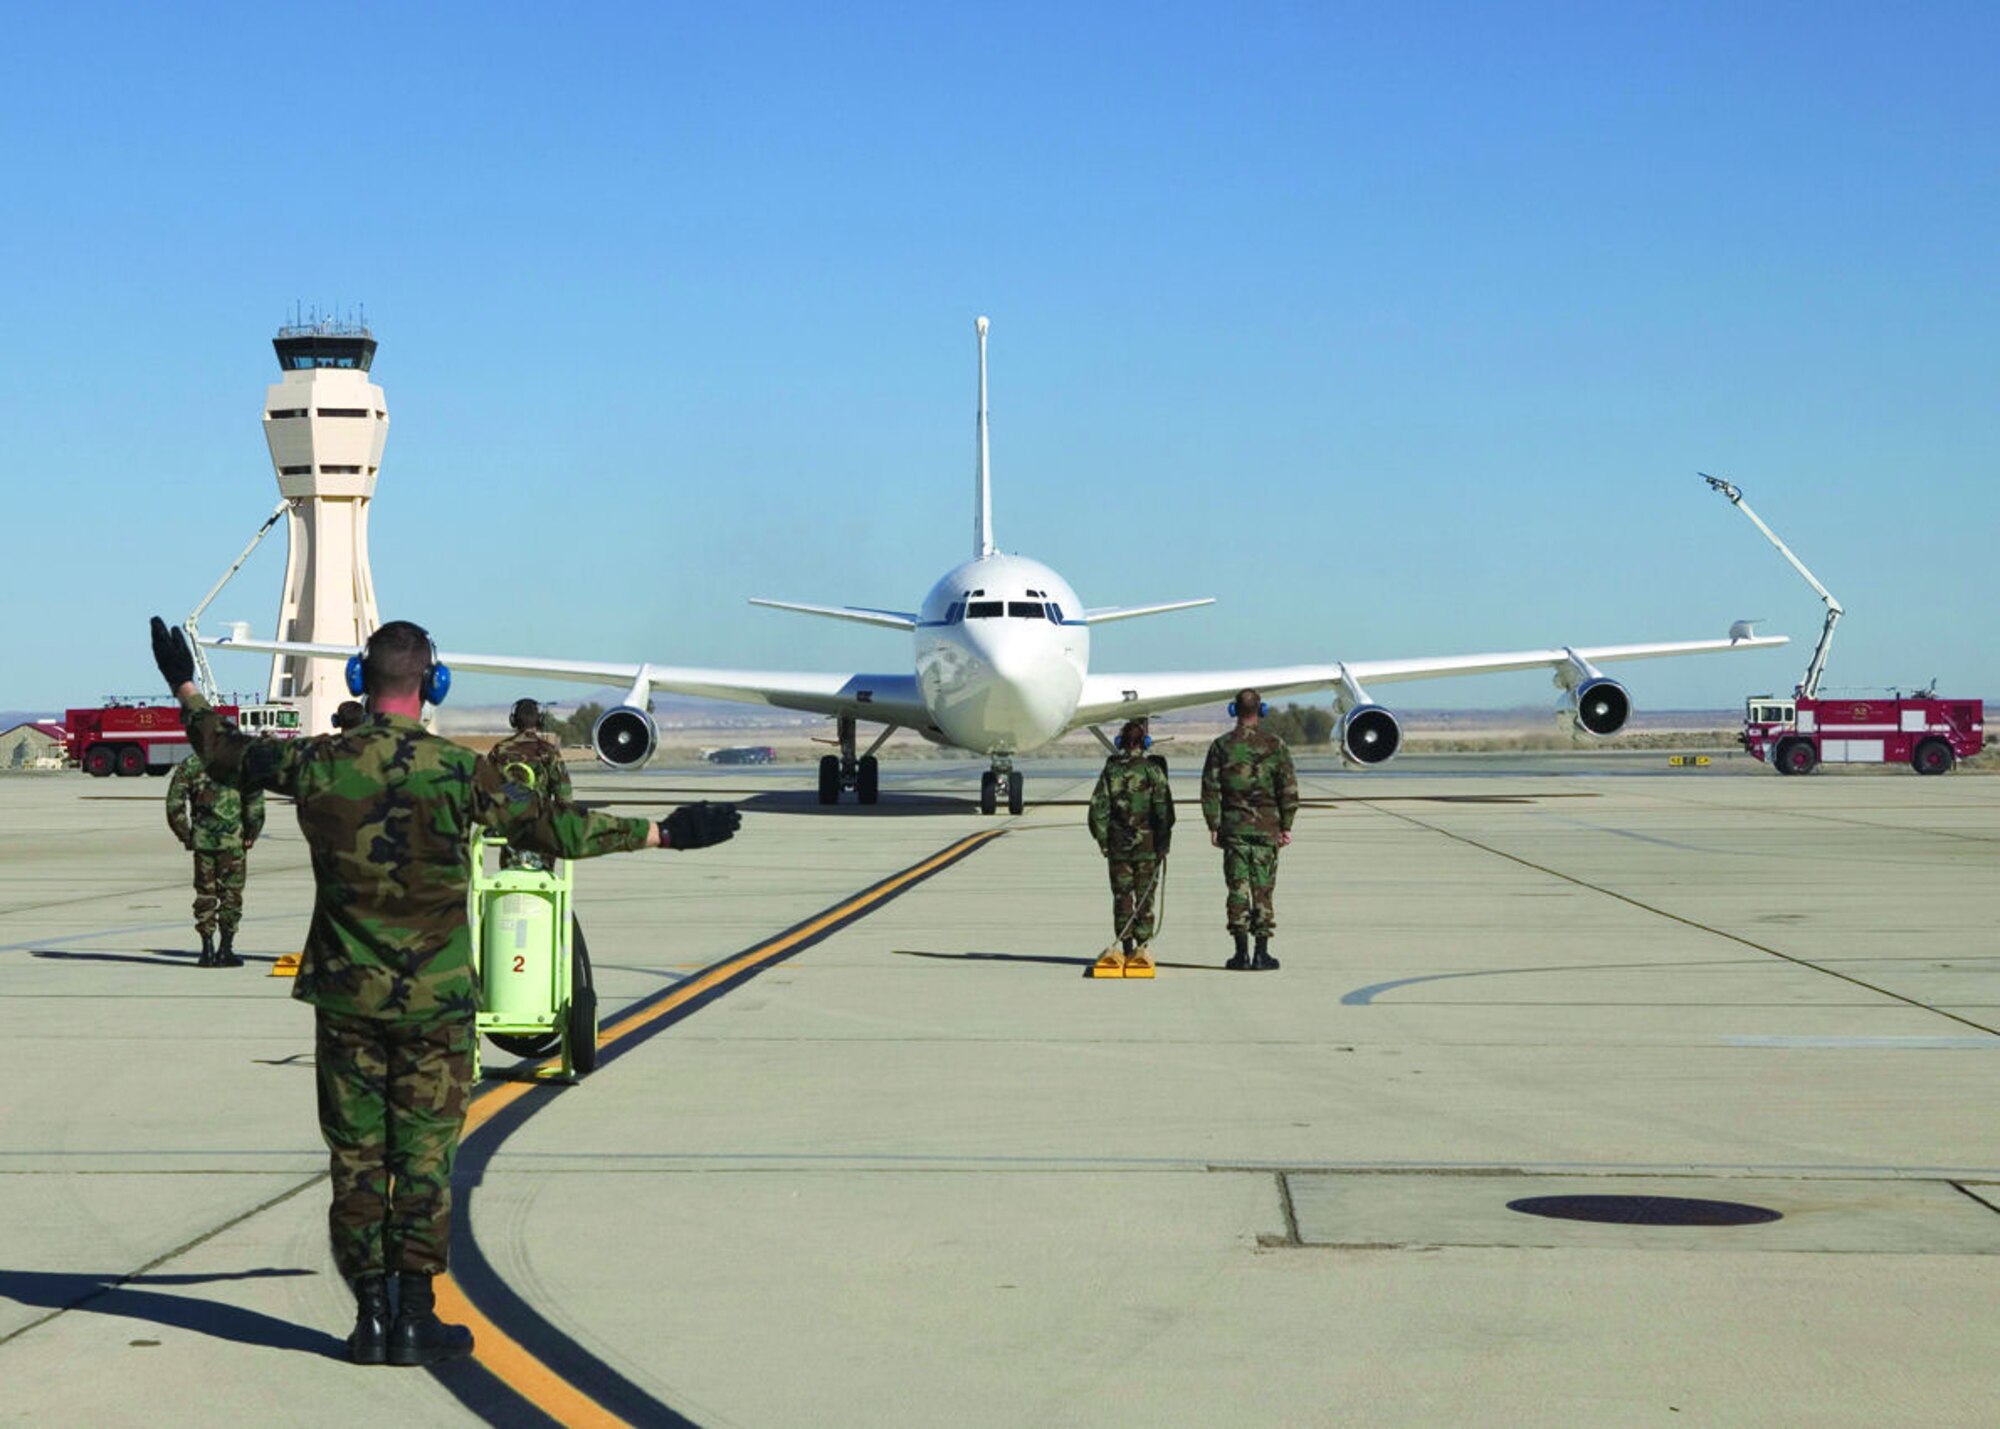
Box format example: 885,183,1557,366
467,831,599,1081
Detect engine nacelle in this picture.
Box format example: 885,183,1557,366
591,705,657,769
1339,704,1402,765
1568,678,1631,737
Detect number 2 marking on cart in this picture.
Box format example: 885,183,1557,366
512,955,525,973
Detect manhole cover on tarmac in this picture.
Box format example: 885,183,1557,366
1506,1194,1783,1227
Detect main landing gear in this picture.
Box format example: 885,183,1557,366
979,760,1024,816
818,715,893,806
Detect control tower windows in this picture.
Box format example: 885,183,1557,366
271,334,378,371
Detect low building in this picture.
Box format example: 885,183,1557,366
1,722,67,770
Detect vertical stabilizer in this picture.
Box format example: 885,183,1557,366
974,316,994,558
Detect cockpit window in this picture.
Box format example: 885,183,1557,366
966,601,1002,618
1046,603,1064,623
944,602,964,624
1007,601,1044,619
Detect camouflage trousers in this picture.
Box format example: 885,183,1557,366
190,846,246,936
314,1009,474,1278
1220,840,1280,936
1107,855,1163,944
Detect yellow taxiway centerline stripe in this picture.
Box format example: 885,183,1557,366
432,1273,630,1428
440,826,1007,1420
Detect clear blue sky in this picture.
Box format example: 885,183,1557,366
3,3,1993,714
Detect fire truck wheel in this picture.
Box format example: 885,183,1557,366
1912,739,1955,776
114,745,147,777
83,746,115,778
1776,738,1817,776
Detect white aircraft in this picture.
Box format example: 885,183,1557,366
207,317,1787,814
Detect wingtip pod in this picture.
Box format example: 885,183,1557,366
976,315,990,337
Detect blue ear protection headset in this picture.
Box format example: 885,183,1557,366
345,625,451,706
1227,699,1269,718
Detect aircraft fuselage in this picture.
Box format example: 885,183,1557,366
915,553,1088,756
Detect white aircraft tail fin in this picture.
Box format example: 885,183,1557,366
748,599,917,631
1082,598,1216,625
975,315,994,559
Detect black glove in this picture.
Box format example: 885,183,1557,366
1155,835,1171,856
151,617,196,693
660,801,741,850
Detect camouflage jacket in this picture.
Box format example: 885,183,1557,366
1088,752,1175,857
1200,726,1299,844
183,696,651,1022
484,729,572,805
166,753,265,851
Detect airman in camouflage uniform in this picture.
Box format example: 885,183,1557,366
1201,688,1298,971
150,616,741,1367
166,746,264,967
485,699,571,871
1087,720,1174,975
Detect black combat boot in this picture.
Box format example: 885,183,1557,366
1226,932,1250,970
198,932,216,968
347,1275,390,1365
388,1272,474,1367
1251,936,1280,971
214,929,243,968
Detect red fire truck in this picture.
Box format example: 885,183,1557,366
1742,694,1984,776
1705,475,1983,778
64,697,303,777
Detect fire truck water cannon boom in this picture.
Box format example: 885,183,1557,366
1700,474,1843,700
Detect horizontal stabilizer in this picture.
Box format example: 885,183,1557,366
748,599,918,631
1081,598,1216,625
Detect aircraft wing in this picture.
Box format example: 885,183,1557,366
199,633,932,727
1069,633,1790,728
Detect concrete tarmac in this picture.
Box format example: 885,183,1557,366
1,754,1996,1426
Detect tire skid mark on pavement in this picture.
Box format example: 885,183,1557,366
429,827,1009,1428
1353,799,2000,1038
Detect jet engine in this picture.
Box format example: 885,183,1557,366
1567,678,1631,737
591,705,657,769
1339,704,1402,765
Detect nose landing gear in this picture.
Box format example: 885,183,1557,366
979,760,1024,815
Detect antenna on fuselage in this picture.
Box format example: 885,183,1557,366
974,315,994,558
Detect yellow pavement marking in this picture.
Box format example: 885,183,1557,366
433,1275,628,1428
441,826,1007,1419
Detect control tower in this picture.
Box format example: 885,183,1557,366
261,319,387,735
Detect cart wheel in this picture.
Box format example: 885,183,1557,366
1912,739,1955,776
487,1031,562,1059
568,920,598,1075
